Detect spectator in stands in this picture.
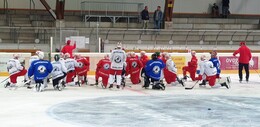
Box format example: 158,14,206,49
212,3,219,18
141,6,149,29
61,40,76,58
222,0,230,18
153,6,163,29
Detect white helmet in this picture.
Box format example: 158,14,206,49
200,55,206,61
64,53,70,58
38,51,44,59
13,54,20,59
191,51,196,56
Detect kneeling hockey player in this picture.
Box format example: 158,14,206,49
51,54,67,91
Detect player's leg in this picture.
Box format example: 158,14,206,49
238,63,243,82
244,63,249,82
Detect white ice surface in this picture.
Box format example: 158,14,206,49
0,74,259,127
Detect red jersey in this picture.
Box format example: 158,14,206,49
96,58,111,73
77,57,90,70
126,57,143,74
188,56,198,68
140,55,149,66
233,45,252,64
61,43,76,58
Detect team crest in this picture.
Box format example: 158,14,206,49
114,55,122,63
53,66,60,72
78,62,83,68
153,66,160,74
103,63,110,70
37,65,46,74
132,62,137,68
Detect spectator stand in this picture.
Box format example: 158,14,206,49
81,1,144,26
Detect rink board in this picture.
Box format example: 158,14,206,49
0,52,259,76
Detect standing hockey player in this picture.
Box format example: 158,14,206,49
164,54,184,86
5,54,27,89
140,51,149,77
143,53,165,90
233,42,252,83
195,55,229,89
51,54,67,91
64,53,79,86
108,44,126,89
126,52,143,84
182,51,198,81
28,51,53,92
61,40,76,58
95,54,111,88
75,54,90,86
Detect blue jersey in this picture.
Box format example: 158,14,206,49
209,57,221,75
145,59,165,80
28,60,53,81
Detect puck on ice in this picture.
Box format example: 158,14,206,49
208,108,211,110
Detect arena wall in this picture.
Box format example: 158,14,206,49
0,0,260,15
0,52,259,76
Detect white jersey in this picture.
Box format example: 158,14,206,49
64,58,78,72
166,59,177,74
51,61,67,79
110,49,126,70
7,58,23,75
199,60,217,76
29,55,39,65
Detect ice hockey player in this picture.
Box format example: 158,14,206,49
182,51,198,81
108,44,126,89
195,55,229,89
28,51,53,92
23,51,40,88
75,54,90,86
126,52,143,84
61,40,76,58
64,53,79,86
164,54,184,86
143,53,165,90
140,51,149,77
5,54,27,89
199,50,221,86
233,41,252,83
95,54,111,88
51,54,67,91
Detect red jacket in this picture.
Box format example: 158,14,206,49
61,43,76,58
233,45,252,64
76,57,90,71
188,56,198,68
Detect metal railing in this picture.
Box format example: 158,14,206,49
0,27,260,51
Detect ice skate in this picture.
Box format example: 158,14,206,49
221,82,229,89
4,82,10,88
108,84,113,89
199,80,206,86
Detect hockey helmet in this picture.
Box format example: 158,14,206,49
54,54,60,61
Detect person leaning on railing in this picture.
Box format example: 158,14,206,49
141,6,149,29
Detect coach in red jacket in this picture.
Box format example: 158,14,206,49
233,42,252,83
61,40,76,58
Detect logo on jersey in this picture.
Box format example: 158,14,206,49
153,66,160,74
53,66,60,72
37,65,46,74
132,61,137,68
103,63,110,70
78,62,83,68
114,55,122,63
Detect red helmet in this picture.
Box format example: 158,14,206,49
67,40,71,45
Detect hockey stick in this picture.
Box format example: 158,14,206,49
185,80,199,90
254,70,260,77
0,77,9,84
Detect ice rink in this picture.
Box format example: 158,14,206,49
0,74,260,127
